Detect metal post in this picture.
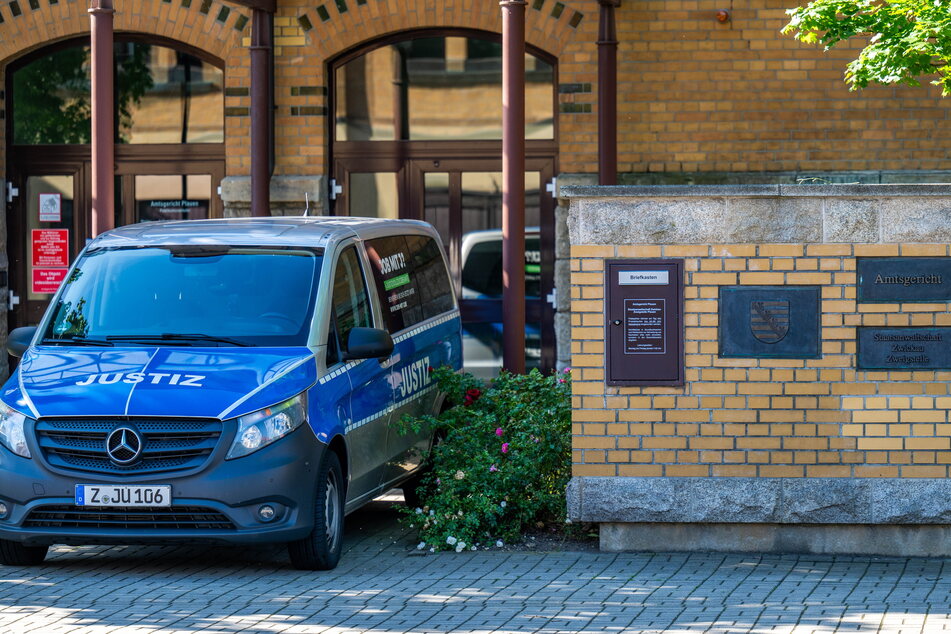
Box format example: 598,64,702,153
89,0,115,236
501,0,527,374
250,8,273,217
598,0,620,186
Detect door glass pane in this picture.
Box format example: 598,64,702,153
134,174,211,222
458,172,542,377
349,173,398,218
25,175,74,301
423,172,450,246
335,36,554,141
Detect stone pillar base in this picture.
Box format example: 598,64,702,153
601,522,951,557
219,175,327,217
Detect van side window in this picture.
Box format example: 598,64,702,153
365,235,422,333
328,246,372,364
405,235,455,320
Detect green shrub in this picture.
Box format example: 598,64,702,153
398,365,572,552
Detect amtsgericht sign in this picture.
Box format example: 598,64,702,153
857,258,951,302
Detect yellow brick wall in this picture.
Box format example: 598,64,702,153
571,243,951,479
586,0,951,176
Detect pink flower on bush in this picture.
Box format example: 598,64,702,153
489,464,498,472
495,427,504,437
501,442,509,454
558,378,566,384
563,366,571,374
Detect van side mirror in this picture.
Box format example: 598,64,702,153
7,326,37,359
343,327,394,361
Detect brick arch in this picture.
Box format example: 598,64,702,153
0,0,248,67
302,0,586,61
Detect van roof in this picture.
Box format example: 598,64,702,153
90,217,436,249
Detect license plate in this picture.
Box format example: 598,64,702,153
75,484,171,508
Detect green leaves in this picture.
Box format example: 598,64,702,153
783,0,951,94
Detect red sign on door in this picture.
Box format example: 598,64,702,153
32,268,67,294
31,229,69,267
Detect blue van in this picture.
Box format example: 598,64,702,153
0,217,461,570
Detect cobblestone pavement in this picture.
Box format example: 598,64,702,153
2,497,951,633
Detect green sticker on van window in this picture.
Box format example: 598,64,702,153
383,273,411,291
525,264,541,274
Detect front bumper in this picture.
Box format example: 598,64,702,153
0,426,326,546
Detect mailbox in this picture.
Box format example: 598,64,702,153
605,259,684,386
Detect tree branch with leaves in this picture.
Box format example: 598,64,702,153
783,0,951,95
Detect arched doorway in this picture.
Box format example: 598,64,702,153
330,30,558,376
5,36,225,327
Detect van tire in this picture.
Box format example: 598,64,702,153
288,451,344,570
0,539,48,566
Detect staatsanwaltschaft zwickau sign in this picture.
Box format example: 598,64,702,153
857,257,951,302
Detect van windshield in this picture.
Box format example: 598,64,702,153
42,245,323,347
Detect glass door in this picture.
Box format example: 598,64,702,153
415,159,555,377
7,164,86,328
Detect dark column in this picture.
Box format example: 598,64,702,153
598,0,620,186
250,8,273,217
501,0,527,374
89,0,115,236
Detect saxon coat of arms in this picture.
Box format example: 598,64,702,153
749,300,789,344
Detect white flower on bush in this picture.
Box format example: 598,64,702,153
455,541,466,553
415,508,423,515
457,510,463,517
429,547,435,553
496,540,504,548
417,542,426,550
454,470,465,480
471,545,478,551
446,536,458,546
500,501,507,508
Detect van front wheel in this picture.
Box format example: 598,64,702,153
288,451,344,570
0,539,48,566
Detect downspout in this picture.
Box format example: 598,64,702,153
598,0,619,185
501,0,527,374
89,0,115,236
250,8,273,216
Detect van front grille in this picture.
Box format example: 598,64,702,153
35,418,222,474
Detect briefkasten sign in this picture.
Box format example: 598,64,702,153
605,259,684,386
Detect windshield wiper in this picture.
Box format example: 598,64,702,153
41,336,114,347
105,333,251,347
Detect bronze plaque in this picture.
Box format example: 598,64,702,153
605,259,684,386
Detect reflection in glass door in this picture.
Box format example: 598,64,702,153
423,169,550,378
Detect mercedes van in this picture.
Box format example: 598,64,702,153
0,217,461,570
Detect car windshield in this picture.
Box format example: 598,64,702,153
42,245,323,347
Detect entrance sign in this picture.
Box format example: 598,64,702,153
38,193,61,222
719,286,820,359
32,268,67,294
605,259,684,386
31,229,69,267
857,257,951,302
857,327,951,369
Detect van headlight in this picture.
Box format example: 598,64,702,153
0,401,31,458
226,394,307,459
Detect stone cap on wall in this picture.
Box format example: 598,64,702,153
563,184,951,245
